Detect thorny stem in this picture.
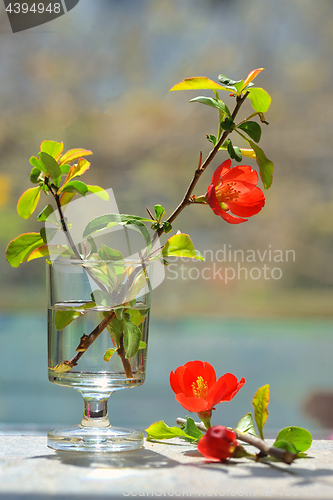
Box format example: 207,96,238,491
176,418,297,465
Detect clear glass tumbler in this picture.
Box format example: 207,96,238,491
47,258,151,452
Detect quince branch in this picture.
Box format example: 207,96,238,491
175,418,297,465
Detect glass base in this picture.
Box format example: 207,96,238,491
47,424,144,452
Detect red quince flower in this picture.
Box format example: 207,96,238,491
206,159,265,224
198,425,237,461
170,360,245,414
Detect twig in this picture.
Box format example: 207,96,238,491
234,431,297,464
44,178,81,261
45,178,108,292
66,310,116,368
175,418,297,465
45,179,137,373
146,206,155,220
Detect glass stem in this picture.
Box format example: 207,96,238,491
81,396,112,428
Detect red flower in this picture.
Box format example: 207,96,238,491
206,159,265,224
170,361,245,414
198,425,237,461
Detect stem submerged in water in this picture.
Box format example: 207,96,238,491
65,310,117,368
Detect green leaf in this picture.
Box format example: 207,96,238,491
83,213,151,238
40,140,64,160
273,440,298,455
49,363,72,373
247,140,274,190
237,121,262,143
124,320,142,358
37,204,54,222
30,156,47,174
227,139,242,162
162,233,204,260
98,245,124,262
6,232,45,268
27,244,75,262
154,204,165,221
207,134,217,146
104,348,117,362
220,117,235,131
252,384,270,440
17,187,41,219
115,308,124,320
128,308,145,326
60,180,88,196
82,214,153,256
86,185,109,201
93,290,114,308
189,96,231,117
54,303,96,330
145,421,198,442
40,227,47,244
236,412,258,436
60,164,71,175
62,158,90,184
30,167,42,184
138,341,147,350
241,68,264,91
58,148,93,166
162,221,172,233
105,315,124,347
182,417,204,441
55,310,82,330
247,88,271,113
274,427,312,453
86,236,97,255
39,152,61,180
218,75,244,94
170,77,227,92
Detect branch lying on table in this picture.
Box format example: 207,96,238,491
175,418,297,465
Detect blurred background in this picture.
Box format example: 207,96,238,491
0,0,333,438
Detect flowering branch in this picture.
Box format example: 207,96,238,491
6,68,274,378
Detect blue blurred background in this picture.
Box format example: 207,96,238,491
0,0,333,437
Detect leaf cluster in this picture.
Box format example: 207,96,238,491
150,204,172,234
146,416,203,443
236,384,312,458
6,140,107,268
170,68,274,190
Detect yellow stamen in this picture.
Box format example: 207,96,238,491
215,182,241,203
192,376,208,398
